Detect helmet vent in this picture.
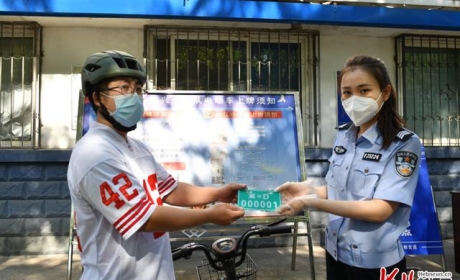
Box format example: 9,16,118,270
85,64,101,73
112,57,127,69
125,58,140,70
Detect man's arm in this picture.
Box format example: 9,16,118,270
139,203,244,232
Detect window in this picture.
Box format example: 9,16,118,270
174,39,246,91
145,27,319,146
0,22,41,148
396,35,460,146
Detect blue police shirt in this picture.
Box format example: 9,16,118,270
325,122,421,269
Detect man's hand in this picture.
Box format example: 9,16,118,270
216,183,247,203
207,203,245,225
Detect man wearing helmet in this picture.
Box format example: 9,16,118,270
67,50,245,280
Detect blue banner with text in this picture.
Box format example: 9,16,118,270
400,145,444,255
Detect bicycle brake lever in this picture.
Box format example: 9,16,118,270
266,217,287,227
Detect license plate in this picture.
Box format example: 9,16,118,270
237,189,281,212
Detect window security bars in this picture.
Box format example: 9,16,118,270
0,22,41,148
397,35,460,147
144,27,319,146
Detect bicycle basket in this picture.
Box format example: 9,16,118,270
196,254,258,280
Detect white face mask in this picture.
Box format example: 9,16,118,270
342,92,384,126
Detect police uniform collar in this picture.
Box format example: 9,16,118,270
336,122,352,130
343,123,358,141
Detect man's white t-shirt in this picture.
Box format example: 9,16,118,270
67,122,177,280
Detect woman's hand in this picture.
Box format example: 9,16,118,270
276,195,318,216
275,179,317,204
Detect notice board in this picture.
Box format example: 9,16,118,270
82,91,307,216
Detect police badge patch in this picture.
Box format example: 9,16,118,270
395,151,418,177
334,146,346,154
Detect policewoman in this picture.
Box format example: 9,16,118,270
276,55,421,280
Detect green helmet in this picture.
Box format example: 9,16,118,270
81,50,146,97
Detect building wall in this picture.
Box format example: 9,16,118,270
39,27,144,149
0,150,71,255
37,26,398,150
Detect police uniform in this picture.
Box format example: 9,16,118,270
325,122,421,269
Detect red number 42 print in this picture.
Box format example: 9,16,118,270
100,173,139,209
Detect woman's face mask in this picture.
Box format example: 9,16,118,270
341,91,384,127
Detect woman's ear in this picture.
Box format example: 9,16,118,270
382,85,391,102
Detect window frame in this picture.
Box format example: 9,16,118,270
0,21,41,149
396,34,460,147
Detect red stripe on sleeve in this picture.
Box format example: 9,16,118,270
143,179,154,203
114,199,147,229
119,202,153,237
158,175,176,195
114,199,152,236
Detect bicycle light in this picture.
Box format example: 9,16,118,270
212,237,237,257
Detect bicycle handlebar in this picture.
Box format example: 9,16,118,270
172,218,293,273
172,243,214,262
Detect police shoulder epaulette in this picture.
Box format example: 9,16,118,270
336,122,352,130
396,129,414,141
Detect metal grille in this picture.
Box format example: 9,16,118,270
396,34,460,146
0,22,41,148
144,26,319,146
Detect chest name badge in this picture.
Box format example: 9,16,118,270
334,146,347,154
395,151,418,177
362,152,382,162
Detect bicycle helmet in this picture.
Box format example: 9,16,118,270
81,50,146,97
81,50,146,132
